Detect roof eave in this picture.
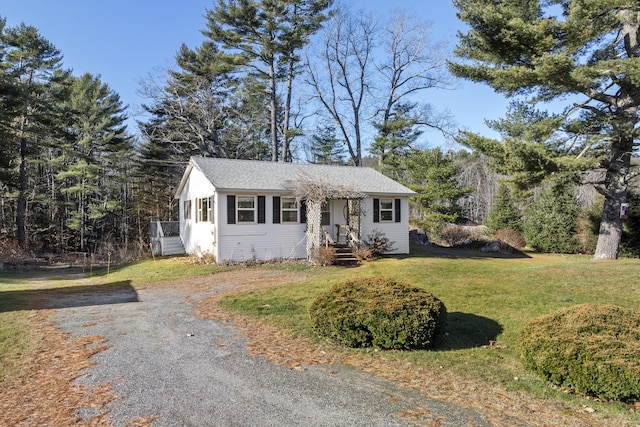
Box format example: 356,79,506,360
174,160,195,199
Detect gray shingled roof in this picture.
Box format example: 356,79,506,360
186,157,415,196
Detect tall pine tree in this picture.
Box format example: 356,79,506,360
203,0,333,161
450,1,640,259
57,73,131,251
1,22,63,247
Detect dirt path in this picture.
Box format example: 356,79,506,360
0,268,623,426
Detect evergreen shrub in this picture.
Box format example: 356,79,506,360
619,192,640,258
485,184,522,234
309,277,447,350
524,180,579,253
519,303,640,402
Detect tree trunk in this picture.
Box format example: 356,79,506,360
282,50,294,163
593,196,624,260
593,139,632,260
17,135,27,248
269,61,279,162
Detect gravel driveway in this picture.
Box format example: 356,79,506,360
50,275,491,427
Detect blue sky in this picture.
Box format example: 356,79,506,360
2,1,509,148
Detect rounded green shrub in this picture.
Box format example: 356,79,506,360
519,303,640,402
309,277,447,350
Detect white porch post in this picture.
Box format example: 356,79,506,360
305,199,322,261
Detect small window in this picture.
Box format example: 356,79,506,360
184,200,192,220
196,197,214,223
237,196,256,223
321,202,330,226
281,197,298,223
379,198,394,222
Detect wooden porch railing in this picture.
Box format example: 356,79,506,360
150,221,180,239
334,224,360,249
321,226,335,247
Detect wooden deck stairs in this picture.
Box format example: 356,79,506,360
322,225,359,266
331,243,358,266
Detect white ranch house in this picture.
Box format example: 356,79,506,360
157,157,415,263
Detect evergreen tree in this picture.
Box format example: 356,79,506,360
1,22,63,247
204,0,333,161
370,102,422,180
406,148,471,236
450,1,640,259
524,180,579,254
484,183,522,234
138,43,272,162
57,73,132,251
307,125,346,165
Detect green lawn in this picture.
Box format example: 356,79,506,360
218,244,640,421
1,249,639,422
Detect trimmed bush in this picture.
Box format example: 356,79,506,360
309,277,447,350
519,303,640,402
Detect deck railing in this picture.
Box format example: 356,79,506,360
150,221,180,239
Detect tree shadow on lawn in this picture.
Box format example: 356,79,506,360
435,312,504,351
396,242,531,260
0,281,138,313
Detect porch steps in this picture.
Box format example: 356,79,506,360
332,243,358,266
154,236,186,256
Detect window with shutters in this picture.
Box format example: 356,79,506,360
281,197,299,223
379,198,394,222
237,196,256,223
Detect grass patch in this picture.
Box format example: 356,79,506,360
88,256,228,286
0,296,39,381
0,256,226,383
218,245,640,422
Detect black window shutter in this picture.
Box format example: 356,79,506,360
227,195,236,224
373,198,380,223
395,198,401,223
300,199,307,224
258,196,266,223
273,196,281,223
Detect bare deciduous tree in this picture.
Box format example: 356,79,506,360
306,6,454,166
305,7,377,166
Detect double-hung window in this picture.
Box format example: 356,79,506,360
281,197,298,223
237,196,256,223
196,197,214,223
379,198,394,222
373,198,401,223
